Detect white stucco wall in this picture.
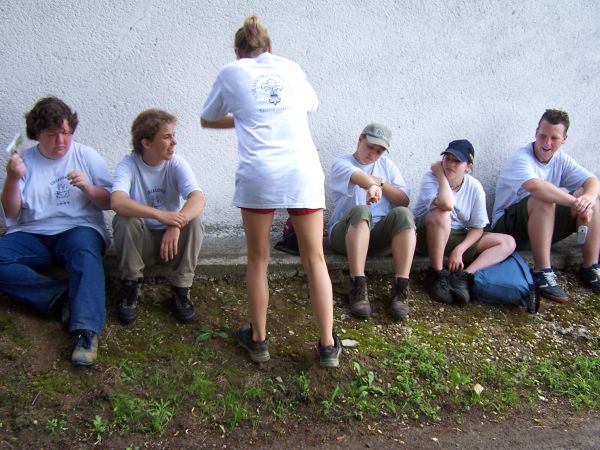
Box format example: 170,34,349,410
1,0,599,234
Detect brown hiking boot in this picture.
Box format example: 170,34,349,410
390,278,410,320
347,276,371,318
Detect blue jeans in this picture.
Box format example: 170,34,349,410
0,227,106,334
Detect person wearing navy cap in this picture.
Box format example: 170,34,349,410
412,140,516,304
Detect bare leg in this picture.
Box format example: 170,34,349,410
527,196,555,271
466,233,516,273
391,227,416,277
291,211,334,346
345,220,370,275
241,210,273,342
425,208,451,270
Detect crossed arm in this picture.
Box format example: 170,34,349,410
523,176,599,221
111,190,206,261
349,170,409,207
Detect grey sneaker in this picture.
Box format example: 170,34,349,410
532,269,568,303
237,323,270,363
425,267,453,304
318,332,342,368
172,286,195,323
347,276,371,318
390,278,410,320
117,278,142,324
71,330,98,366
449,271,470,304
579,264,600,294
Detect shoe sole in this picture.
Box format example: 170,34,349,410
71,358,95,366
350,310,371,319
174,312,195,324
541,292,569,303
238,341,270,362
320,348,341,368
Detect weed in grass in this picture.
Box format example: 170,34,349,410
91,415,107,444
295,371,310,401
321,385,341,419
45,416,67,437
449,367,472,391
349,361,385,419
188,368,218,399
110,394,145,432
148,399,175,435
119,359,137,383
195,325,230,343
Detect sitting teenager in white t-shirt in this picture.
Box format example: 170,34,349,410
492,109,600,303
413,140,515,305
111,109,205,325
328,123,416,321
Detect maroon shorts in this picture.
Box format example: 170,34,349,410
241,207,322,216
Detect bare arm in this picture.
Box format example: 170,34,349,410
1,154,26,218
200,115,235,129
370,175,410,206
67,170,111,210
349,170,383,205
430,162,454,211
111,191,188,228
179,191,206,222
523,178,577,207
447,228,484,272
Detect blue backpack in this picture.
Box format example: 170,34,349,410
471,252,540,313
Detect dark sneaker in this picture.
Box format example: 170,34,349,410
347,276,371,318
579,264,600,294
172,286,195,323
425,267,453,304
532,269,568,303
236,323,270,362
117,278,142,324
390,278,410,320
71,330,98,366
449,271,470,304
318,332,342,368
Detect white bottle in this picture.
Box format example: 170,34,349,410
577,225,588,245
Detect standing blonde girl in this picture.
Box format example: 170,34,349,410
201,16,341,367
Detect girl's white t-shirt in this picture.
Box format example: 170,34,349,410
201,52,325,209
413,171,489,230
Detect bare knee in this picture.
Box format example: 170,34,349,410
527,196,555,217
426,209,451,228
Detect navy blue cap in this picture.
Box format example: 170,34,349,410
441,139,475,164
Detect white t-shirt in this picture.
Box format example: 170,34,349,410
413,171,489,230
492,143,592,227
327,154,411,238
201,52,325,209
3,141,111,244
112,153,201,230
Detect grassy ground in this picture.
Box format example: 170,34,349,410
0,268,599,448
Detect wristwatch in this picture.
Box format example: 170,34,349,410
380,180,385,188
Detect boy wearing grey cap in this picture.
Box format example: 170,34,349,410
328,123,416,320
413,140,515,304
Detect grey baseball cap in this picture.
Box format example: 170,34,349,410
362,123,392,150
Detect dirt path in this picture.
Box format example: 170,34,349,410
247,412,600,449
